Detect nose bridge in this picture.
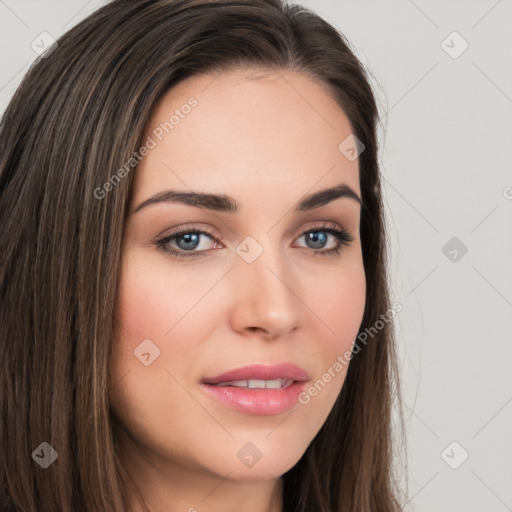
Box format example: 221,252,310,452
229,232,301,335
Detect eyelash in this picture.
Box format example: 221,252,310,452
155,222,354,260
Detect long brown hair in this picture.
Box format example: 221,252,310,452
0,0,404,510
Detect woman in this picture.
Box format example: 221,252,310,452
0,0,404,510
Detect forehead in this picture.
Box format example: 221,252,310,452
132,67,360,206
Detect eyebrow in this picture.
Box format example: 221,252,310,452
133,183,363,214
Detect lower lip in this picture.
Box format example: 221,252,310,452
200,381,307,415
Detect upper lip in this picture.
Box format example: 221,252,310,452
201,363,309,385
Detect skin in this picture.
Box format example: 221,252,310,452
109,67,366,512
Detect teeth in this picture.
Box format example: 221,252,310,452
248,379,266,388
213,378,294,389
260,378,280,389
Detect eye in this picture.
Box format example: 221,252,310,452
155,226,220,260
293,222,354,257
155,222,354,260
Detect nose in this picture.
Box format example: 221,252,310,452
228,243,303,340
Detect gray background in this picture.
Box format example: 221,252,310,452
1,1,511,510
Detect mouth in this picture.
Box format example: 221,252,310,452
206,377,295,389
201,362,309,385
200,363,309,415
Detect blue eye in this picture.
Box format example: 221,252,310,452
156,223,354,260
296,227,354,256
156,227,219,260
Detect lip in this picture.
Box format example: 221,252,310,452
200,363,309,415
201,363,309,385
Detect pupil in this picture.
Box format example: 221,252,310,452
177,233,200,250
307,231,327,249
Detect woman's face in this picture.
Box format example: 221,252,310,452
110,67,366,488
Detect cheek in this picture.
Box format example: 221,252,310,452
308,255,366,354
113,248,211,345
109,251,184,407
110,251,212,414
109,251,214,461
293,257,366,427
114,253,174,339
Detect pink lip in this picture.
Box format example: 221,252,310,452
200,363,309,415
201,363,309,385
